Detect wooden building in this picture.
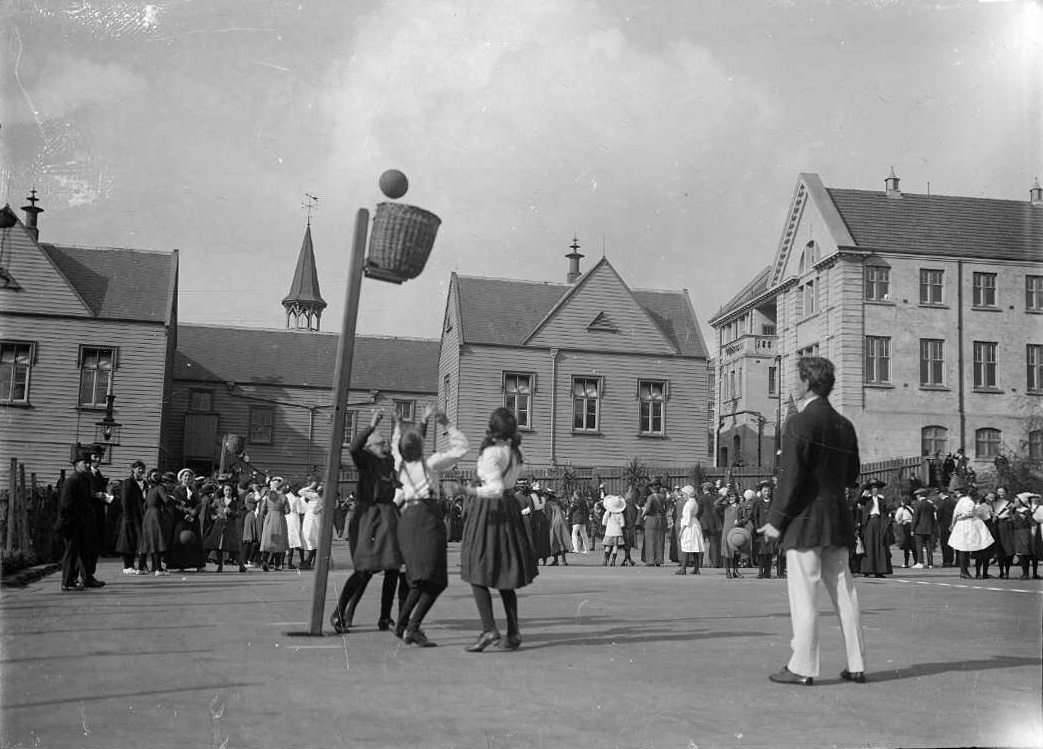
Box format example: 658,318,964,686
0,194,179,484
438,251,710,469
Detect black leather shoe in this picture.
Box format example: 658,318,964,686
61,583,85,592
768,666,813,686
840,669,867,684
404,628,436,647
83,578,105,588
329,611,350,634
465,630,501,652
377,617,395,631
500,634,522,651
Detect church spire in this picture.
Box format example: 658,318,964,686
282,222,327,331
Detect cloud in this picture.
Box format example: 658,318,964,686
317,0,777,282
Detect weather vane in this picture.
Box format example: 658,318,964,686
302,193,319,224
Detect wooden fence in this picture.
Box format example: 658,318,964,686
0,459,64,562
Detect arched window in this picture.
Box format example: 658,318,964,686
921,425,948,456
974,428,1002,459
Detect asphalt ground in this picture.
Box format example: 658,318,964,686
1,540,1040,749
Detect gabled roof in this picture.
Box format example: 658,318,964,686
709,266,771,325
282,224,326,309
826,188,1043,261
39,244,177,323
452,265,708,358
173,324,440,393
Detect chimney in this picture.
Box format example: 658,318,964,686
565,235,585,283
20,188,43,240
884,167,901,199
1031,177,1042,206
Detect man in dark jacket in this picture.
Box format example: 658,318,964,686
759,357,865,686
58,447,105,590
934,489,957,567
911,488,937,569
698,482,722,568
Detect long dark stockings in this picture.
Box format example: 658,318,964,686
471,584,519,637
399,579,447,627
337,569,404,621
150,553,163,573
958,550,971,576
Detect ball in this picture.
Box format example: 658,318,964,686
379,169,409,199
179,529,196,545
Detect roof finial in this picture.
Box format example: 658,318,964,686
302,193,319,226
565,235,585,283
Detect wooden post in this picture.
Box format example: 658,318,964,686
308,208,369,635
18,462,27,550
6,458,16,552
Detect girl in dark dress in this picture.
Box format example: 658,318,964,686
391,407,469,646
203,482,244,572
446,408,538,652
166,468,207,571
139,472,174,576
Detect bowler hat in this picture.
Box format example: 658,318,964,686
727,526,753,553
71,446,93,464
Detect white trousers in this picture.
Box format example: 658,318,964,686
785,546,866,678
571,524,590,553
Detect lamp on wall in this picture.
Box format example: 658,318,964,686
94,393,123,446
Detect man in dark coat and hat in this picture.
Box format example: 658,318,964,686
759,356,865,686
57,446,106,590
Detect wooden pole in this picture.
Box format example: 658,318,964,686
6,458,16,552
308,207,369,635
18,462,27,550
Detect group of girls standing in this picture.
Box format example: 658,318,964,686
127,467,324,576
329,405,538,652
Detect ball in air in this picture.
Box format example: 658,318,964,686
379,169,409,199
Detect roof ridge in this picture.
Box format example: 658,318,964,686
178,322,439,343
41,242,176,256
827,186,1033,206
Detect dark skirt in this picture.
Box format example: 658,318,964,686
138,508,166,554
166,518,206,568
860,515,892,575
350,502,403,572
994,518,1016,556
115,506,143,556
642,516,666,564
397,499,447,587
460,494,538,590
203,516,242,552
529,509,551,559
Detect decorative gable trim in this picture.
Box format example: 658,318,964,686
586,312,619,333
0,266,21,291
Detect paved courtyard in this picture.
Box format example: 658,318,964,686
2,541,1040,749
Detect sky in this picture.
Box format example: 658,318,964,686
1,0,1040,350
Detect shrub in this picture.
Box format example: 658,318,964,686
1,549,43,576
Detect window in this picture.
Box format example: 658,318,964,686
972,272,997,308
865,336,891,384
729,370,736,400
919,339,945,386
341,409,358,446
79,346,116,407
1030,429,1043,461
394,399,415,424
797,281,816,318
189,389,213,412
865,266,890,301
638,380,666,435
572,377,601,432
975,427,1001,459
972,341,998,389
248,406,274,444
921,426,948,457
762,324,776,336
0,341,33,404
504,373,532,428
442,374,450,410
919,269,944,305
798,344,819,358
1027,276,1043,311
1028,344,1043,392
768,365,777,396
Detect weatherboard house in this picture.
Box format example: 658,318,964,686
0,194,179,485
437,250,711,470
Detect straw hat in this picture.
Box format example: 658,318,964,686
602,495,626,514
176,468,195,483
727,526,753,553
680,485,697,498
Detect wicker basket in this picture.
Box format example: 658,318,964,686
365,202,442,284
